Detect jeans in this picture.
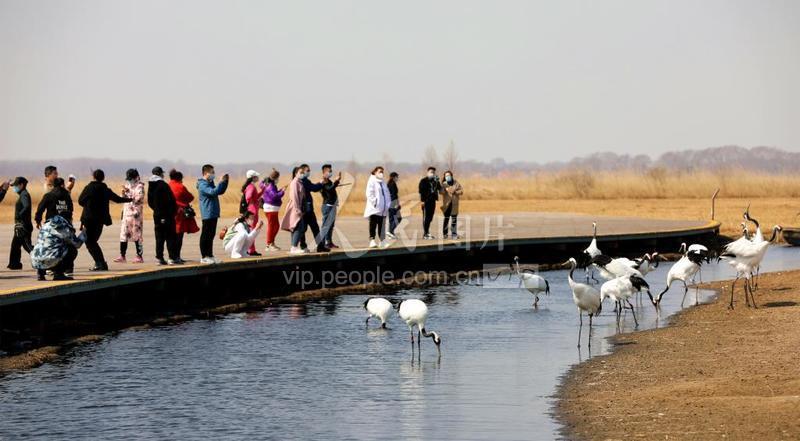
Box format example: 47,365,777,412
422,200,436,235
291,217,308,247
442,204,457,237
83,221,106,266
319,204,336,245
388,207,400,235
369,215,386,241
154,217,178,261
200,218,218,258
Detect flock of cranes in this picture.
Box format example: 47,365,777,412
363,207,781,352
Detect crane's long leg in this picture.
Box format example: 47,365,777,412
534,295,539,308
624,301,639,327
748,278,758,309
681,282,689,307
365,315,370,327
729,276,739,309
577,312,583,348
588,313,593,348
410,328,415,344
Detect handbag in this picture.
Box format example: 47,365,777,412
183,205,196,219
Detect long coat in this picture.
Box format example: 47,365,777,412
120,179,145,242
440,180,464,215
363,175,391,217
170,179,200,234
280,177,305,232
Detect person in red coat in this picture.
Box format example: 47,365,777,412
169,169,199,262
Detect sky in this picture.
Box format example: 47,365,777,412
1,0,799,164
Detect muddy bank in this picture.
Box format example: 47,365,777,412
557,270,800,440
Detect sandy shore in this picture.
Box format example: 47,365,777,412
557,270,800,440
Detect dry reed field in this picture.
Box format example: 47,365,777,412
3,170,798,237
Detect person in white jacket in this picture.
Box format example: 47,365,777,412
224,212,264,259
363,166,392,248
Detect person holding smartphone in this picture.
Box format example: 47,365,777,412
196,164,229,263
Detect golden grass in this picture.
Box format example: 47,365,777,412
4,170,798,237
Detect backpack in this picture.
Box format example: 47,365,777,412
239,192,248,215
222,221,239,248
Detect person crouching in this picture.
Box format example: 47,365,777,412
31,215,86,281
223,211,264,259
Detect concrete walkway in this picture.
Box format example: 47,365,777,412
0,212,711,297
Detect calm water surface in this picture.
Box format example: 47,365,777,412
1,247,798,440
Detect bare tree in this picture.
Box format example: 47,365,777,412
442,139,459,172
421,144,439,171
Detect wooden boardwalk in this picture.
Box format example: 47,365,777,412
0,212,718,305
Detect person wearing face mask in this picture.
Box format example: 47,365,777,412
281,166,309,254
364,166,392,248
386,172,402,239
197,164,229,263
241,169,263,257
260,168,285,252
7,177,33,270
114,169,146,264
148,166,180,265
319,164,342,249
440,170,464,239
297,163,329,253
418,166,441,239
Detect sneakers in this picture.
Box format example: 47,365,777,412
157,258,169,266
167,259,184,265
369,239,378,248
289,247,306,255
247,251,262,257
265,244,281,252
386,232,397,240
316,245,331,253
200,257,215,264
53,273,74,281
112,255,126,263
423,234,435,240
381,240,391,249
131,256,144,264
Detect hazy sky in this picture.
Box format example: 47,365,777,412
1,0,798,163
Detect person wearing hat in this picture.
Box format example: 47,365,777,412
241,169,263,256
7,177,33,270
148,166,180,265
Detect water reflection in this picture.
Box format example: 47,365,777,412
0,247,797,440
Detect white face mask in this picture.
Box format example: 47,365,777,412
376,172,384,180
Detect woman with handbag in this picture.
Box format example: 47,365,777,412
169,169,199,263
114,169,145,263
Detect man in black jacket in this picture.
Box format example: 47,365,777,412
147,166,180,265
78,169,131,271
8,177,33,270
35,177,74,227
418,166,441,239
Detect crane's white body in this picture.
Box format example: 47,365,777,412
600,276,645,327
583,222,602,282
658,256,700,306
566,258,601,347
398,299,441,351
364,297,393,328
594,257,643,281
513,257,550,307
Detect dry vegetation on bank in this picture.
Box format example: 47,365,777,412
3,170,798,237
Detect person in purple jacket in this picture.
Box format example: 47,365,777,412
260,168,285,251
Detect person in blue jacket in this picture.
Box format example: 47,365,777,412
196,164,229,263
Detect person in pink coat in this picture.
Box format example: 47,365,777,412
242,169,264,256
280,167,308,254
114,169,145,263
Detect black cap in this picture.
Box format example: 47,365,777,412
11,177,27,186
152,166,164,176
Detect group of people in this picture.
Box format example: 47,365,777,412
0,163,463,281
